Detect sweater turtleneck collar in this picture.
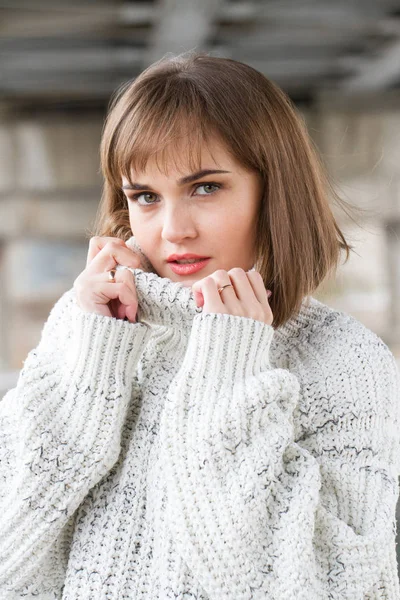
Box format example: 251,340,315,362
132,268,203,327
117,267,330,343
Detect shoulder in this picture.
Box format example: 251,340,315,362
301,297,398,388
279,297,400,435
281,296,397,380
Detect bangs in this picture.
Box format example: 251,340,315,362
106,90,225,189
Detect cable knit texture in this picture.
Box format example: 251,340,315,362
0,268,400,599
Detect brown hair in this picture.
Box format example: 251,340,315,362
91,50,364,328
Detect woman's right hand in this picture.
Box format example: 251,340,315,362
73,236,142,323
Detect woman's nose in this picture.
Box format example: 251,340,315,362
161,206,197,242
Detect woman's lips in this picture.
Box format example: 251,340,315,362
168,258,210,275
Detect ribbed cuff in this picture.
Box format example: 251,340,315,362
66,302,150,389
183,312,274,381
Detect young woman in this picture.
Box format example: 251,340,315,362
1,51,399,600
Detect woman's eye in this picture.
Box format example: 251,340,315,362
132,192,157,206
195,183,220,195
129,182,220,206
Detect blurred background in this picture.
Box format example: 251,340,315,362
0,0,399,567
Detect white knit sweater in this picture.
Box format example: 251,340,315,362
1,269,400,600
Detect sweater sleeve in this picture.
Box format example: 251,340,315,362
0,288,151,599
159,311,400,600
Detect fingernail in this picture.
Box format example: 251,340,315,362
267,290,272,298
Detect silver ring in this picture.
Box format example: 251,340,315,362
108,269,117,283
217,283,233,295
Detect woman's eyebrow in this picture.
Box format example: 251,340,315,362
121,169,231,191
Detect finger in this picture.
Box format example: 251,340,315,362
86,236,126,267
245,270,270,305
192,272,234,309
111,269,138,321
191,273,231,297
108,297,124,320
125,304,138,323
116,267,138,302
90,267,137,296
245,271,273,325
196,274,238,312
88,268,137,307
88,240,142,275
192,286,204,307
116,268,138,321
191,278,207,307
200,276,225,310
181,278,204,305
226,268,255,302
93,282,137,310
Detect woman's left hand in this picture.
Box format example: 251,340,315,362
190,268,273,326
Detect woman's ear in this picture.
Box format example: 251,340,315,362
125,235,158,274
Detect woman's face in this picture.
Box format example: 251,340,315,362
121,135,262,283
